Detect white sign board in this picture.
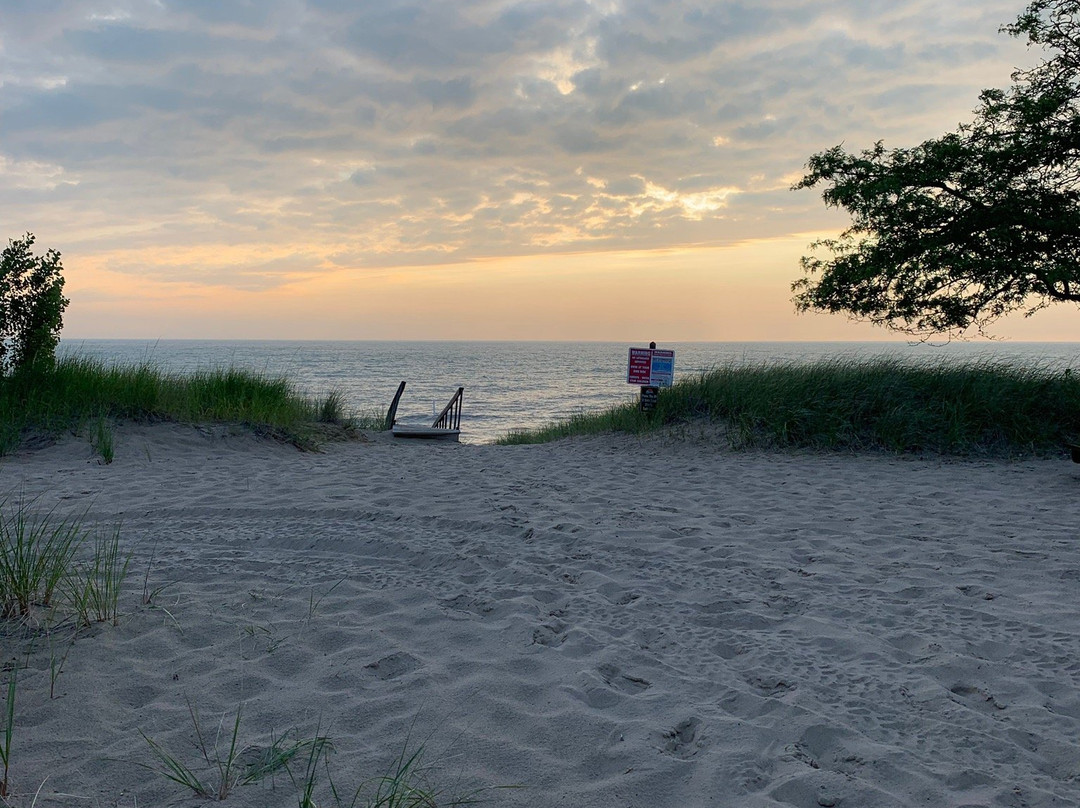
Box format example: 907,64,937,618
627,347,675,388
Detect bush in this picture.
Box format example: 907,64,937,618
498,358,1080,455
0,233,68,376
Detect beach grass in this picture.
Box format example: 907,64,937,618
0,499,84,619
139,702,333,801
0,667,13,800
0,498,132,625
0,356,378,455
70,528,132,627
0,499,132,800
498,357,1080,455
334,737,511,808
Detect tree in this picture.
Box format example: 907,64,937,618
0,233,68,375
794,0,1080,337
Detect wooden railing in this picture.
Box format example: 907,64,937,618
432,387,464,430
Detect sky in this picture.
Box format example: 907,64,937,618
1,0,1076,342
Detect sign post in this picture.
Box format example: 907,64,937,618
627,341,675,413
639,385,659,411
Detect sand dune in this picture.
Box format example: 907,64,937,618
2,423,1079,807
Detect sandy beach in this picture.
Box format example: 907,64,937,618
2,423,1079,807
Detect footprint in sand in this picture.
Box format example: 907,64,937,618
634,626,677,652
599,583,641,606
363,652,422,680
950,684,1006,714
748,674,796,697
660,717,703,759
597,663,651,694
438,593,495,616
532,621,569,646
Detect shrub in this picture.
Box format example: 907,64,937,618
0,233,68,376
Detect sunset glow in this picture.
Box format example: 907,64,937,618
2,1,1073,340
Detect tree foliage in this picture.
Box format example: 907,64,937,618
795,0,1080,337
0,233,68,375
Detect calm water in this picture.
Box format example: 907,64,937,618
58,340,1080,444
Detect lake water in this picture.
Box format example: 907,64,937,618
58,340,1080,444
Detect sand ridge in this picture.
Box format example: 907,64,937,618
1,423,1079,807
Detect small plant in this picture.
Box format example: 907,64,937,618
140,701,330,801
69,527,131,626
307,578,345,622
256,729,333,795
0,665,15,799
140,702,246,800
334,738,507,808
0,499,84,618
317,391,346,424
91,414,114,464
240,623,284,654
46,626,76,699
360,744,457,808
141,546,172,606
282,722,334,808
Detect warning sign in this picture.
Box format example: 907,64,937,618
627,348,654,385
627,347,675,388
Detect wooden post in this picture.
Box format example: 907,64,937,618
385,381,406,430
640,341,659,413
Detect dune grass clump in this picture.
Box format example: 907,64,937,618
340,741,496,808
0,498,132,799
0,356,370,455
140,701,333,802
0,498,131,624
500,357,1080,456
0,501,83,619
141,709,508,808
499,405,652,445
69,528,131,627
91,414,115,464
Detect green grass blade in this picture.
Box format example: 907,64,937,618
138,730,211,797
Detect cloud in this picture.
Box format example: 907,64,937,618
414,76,477,109
61,24,213,64
0,155,76,191
0,0,1035,288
